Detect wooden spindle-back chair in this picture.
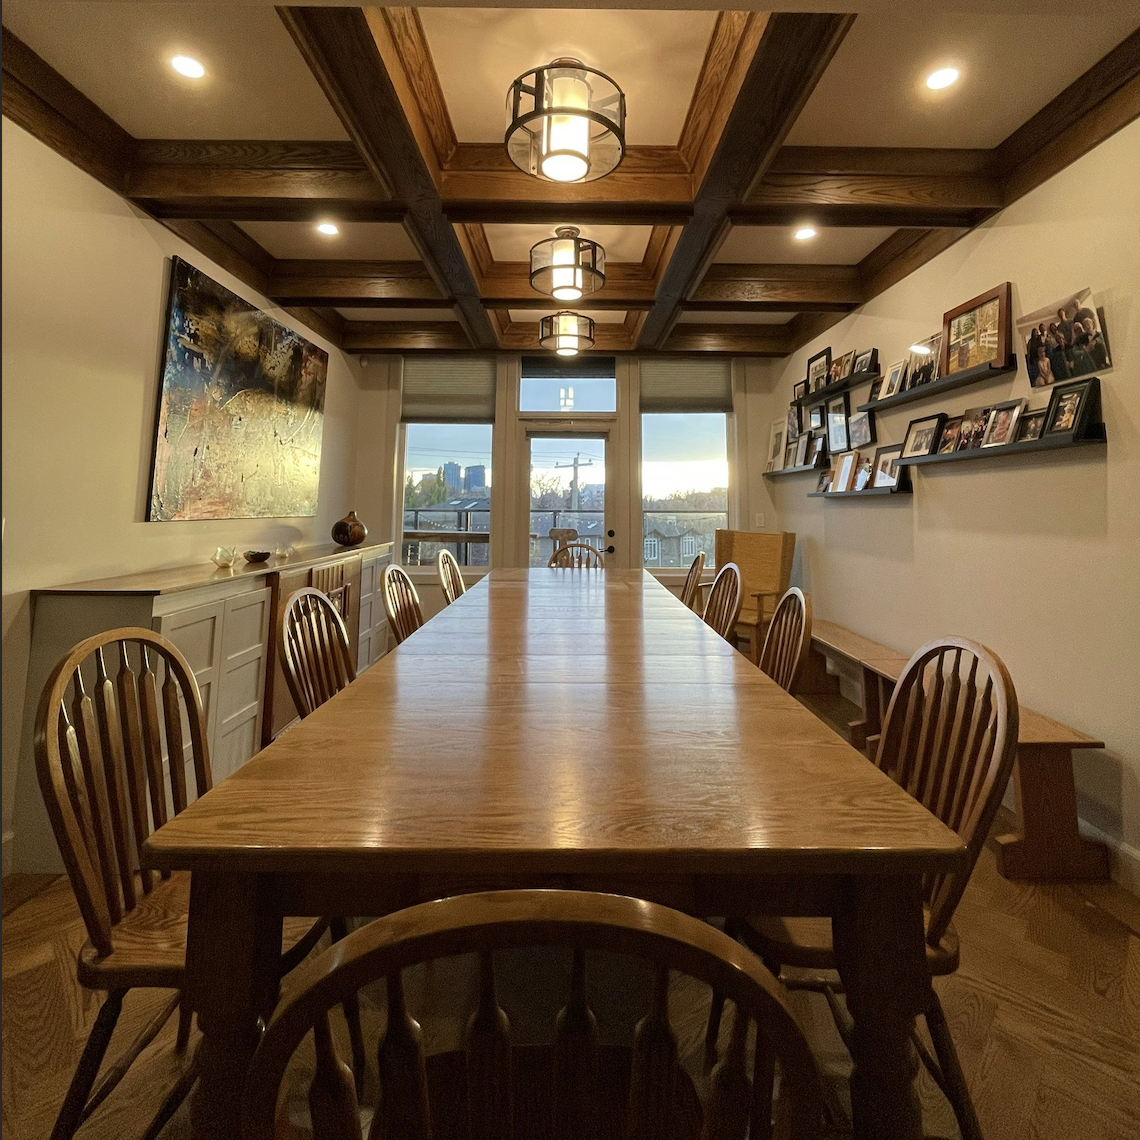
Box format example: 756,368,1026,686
680,551,705,612
437,549,467,606
547,542,606,569
242,890,826,1140
756,588,812,693
382,564,425,644
280,588,357,719
33,629,343,1140
702,562,742,642
713,637,1019,1140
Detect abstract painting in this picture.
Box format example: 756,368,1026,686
148,257,327,520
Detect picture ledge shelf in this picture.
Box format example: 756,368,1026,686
764,462,827,479
808,486,912,499
896,423,1107,467
796,368,881,409
856,360,1017,413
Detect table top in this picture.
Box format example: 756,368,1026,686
144,570,964,877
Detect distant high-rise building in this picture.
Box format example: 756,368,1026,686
443,462,461,491
464,464,487,491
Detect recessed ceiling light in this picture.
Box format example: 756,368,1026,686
926,67,959,91
316,222,339,236
794,226,817,241
170,55,206,79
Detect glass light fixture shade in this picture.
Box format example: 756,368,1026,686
529,227,606,302
505,58,625,183
539,311,596,357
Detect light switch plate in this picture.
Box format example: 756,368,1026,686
754,512,765,528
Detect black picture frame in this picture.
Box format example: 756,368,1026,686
806,433,827,467
852,347,879,375
793,380,807,403
848,409,876,450
872,445,904,488
807,347,833,393
1016,409,1048,442
1043,376,1095,437
808,404,824,431
826,393,850,454
901,412,947,459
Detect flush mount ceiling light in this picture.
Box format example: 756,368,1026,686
530,227,606,302
539,311,595,356
315,222,339,236
793,226,817,241
170,55,206,79
926,67,960,90
505,58,625,183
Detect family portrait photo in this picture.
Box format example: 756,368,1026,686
1017,288,1111,389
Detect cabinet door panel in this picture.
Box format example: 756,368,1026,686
155,599,223,760
213,588,270,781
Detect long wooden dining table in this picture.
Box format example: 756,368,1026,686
143,568,965,1140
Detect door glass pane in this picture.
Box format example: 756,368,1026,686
529,436,606,567
520,376,616,412
402,423,491,567
641,413,728,568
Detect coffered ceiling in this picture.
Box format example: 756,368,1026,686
3,3,1137,357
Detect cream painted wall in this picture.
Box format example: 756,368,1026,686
1,121,365,870
756,120,1140,889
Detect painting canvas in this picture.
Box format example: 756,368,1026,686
149,258,328,520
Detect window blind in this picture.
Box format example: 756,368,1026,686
639,358,733,413
401,357,496,422
521,356,617,380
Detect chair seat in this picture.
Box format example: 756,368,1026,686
739,913,960,977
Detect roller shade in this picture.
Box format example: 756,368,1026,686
521,356,617,380
401,357,496,422
639,358,733,413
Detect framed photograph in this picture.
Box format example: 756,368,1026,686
765,417,785,472
816,468,834,493
807,347,832,393
981,398,1026,447
848,409,875,450
868,378,883,403
808,404,824,431
826,393,850,454
941,282,1012,376
905,334,941,389
937,416,964,454
852,347,878,375
806,433,827,466
872,445,904,489
786,403,801,441
793,379,807,403
901,413,946,459
958,406,991,450
1017,288,1111,389
881,360,907,400
1044,377,1094,436
832,349,857,383
783,440,798,469
1016,409,1047,442
794,433,810,466
853,455,875,491
834,451,859,493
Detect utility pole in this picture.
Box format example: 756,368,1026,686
553,453,594,511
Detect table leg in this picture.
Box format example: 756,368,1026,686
832,875,927,1140
185,872,282,1139
994,745,1110,881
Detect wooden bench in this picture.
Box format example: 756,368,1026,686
799,619,1109,883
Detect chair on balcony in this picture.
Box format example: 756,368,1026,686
280,587,356,717
437,550,466,606
383,565,425,644
680,552,706,612
548,527,578,561
548,542,605,569
33,628,363,1140
757,587,812,693
702,562,742,642
714,530,796,665
241,890,826,1140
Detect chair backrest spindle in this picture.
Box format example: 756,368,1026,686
280,588,357,719
702,563,742,642
382,565,425,644
680,553,705,612
757,587,812,693
437,550,467,606
547,543,606,569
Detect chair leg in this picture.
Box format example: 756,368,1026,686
50,990,125,1140
140,1054,199,1140
330,917,367,1096
175,995,193,1052
925,989,985,1140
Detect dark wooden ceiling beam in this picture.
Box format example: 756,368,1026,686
278,5,493,349
268,259,450,307
341,321,471,352
662,323,791,356
688,262,861,310
637,12,856,349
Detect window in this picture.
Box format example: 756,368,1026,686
519,356,617,412
641,413,728,569
402,423,492,567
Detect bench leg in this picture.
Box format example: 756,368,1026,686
994,744,1110,881
848,666,885,752
798,646,840,696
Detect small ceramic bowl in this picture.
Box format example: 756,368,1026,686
243,550,272,563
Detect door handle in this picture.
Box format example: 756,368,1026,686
605,545,615,554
